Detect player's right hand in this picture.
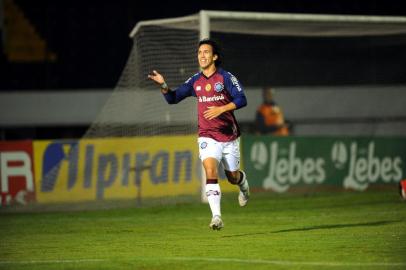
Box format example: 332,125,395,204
148,70,165,84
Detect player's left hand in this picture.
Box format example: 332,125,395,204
204,106,225,120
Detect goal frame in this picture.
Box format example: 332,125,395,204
130,10,406,39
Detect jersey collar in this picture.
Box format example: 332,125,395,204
201,67,221,79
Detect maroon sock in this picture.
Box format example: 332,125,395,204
237,171,244,185
206,178,218,184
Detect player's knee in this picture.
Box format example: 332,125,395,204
225,170,239,185
205,167,218,179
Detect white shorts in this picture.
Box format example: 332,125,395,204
198,137,240,172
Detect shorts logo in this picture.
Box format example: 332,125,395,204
196,85,201,91
205,84,212,92
214,82,224,93
200,142,208,149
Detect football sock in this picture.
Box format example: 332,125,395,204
238,171,249,192
205,180,221,217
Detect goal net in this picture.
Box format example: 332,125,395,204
35,11,406,210
87,11,406,139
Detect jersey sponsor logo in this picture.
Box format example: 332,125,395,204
196,85,201,91
198,94,225,103
205,84,212,92
214,82,224,93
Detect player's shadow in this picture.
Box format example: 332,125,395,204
270,220,400,233
221,220,401,238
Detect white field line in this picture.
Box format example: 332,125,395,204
0,257,405,267
0,259,104,265
164,257,406,267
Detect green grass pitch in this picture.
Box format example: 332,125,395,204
1,190,405,270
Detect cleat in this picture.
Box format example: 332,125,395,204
238,171,250,207
209,215,224,230
238,190,249,207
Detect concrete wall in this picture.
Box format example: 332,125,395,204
0,90,111,126
239,85,406,135
1,85,406,135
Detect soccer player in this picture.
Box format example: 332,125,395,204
148,38,249,230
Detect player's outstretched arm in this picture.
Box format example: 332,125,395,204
148,70,194,104
148,70,169,93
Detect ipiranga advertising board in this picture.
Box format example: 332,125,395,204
33,136,204,203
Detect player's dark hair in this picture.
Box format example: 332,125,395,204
198,38,222,67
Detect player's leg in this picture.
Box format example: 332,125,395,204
202,157,223,230
203,157,221,218
222,139,250,207
198,137,223,230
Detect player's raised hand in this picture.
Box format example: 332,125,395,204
148,70,165,85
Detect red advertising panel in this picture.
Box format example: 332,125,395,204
0,141,35,206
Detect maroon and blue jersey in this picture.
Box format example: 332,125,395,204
162,68,247,142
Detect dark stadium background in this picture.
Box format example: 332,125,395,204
1,0,405,139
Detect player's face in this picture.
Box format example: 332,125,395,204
198,44,217,70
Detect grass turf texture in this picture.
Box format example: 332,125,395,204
1,190,405,270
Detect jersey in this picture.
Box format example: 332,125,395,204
162,68,247,142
